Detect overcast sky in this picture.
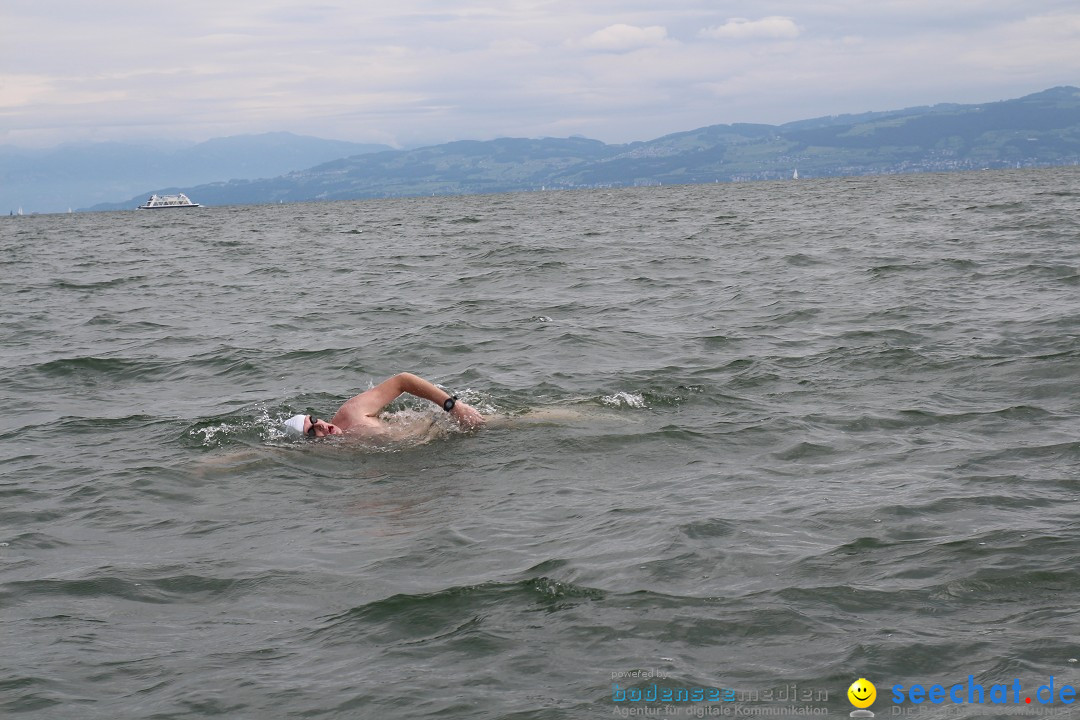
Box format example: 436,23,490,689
2,1,1078,148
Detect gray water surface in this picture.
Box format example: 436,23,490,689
3,168,1080,719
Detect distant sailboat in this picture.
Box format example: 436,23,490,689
792,169,799,180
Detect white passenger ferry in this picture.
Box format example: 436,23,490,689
138,193,201,209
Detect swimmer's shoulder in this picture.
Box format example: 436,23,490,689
338,417,387,436
332,402,382,430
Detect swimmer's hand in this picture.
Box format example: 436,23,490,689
450,401,485,430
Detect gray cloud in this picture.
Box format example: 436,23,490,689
577,24,671,52
699,17,800,40
2,1,1078,147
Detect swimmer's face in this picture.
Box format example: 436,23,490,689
306,416,342,437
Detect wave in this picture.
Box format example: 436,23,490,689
1,568,311,606
310,577,607,646
48,275,149,291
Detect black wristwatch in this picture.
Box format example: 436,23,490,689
442,395,458,412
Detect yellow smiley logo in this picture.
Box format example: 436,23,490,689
848,678,876,709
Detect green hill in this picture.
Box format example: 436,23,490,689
89,87,1080,210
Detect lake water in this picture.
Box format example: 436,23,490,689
3,167,1080,719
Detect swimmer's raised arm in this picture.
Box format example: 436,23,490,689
332,372,484,431
394,373,486,430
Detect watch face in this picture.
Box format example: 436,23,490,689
443,397,456,411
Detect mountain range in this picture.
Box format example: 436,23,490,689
7,87,1079,213
1,133,391,213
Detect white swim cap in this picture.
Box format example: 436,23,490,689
282,414,307,437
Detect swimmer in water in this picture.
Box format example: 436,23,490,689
281,372,485,439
